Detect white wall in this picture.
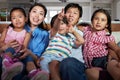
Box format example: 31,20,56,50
112,0,120,20
80,6,91,22
116,1,120,20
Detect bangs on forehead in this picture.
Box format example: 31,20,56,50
32,6,44,12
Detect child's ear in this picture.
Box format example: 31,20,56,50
106,25,108,28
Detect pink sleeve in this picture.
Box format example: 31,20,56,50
106,35,115,43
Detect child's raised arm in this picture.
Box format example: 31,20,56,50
68,25,84,48
50,9,65,38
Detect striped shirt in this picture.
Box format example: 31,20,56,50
83,27,115,67
43,33,75,58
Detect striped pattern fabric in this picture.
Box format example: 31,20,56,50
83,27,115,67
44,33,75,58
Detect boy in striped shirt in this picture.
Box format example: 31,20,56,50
39,12,84,80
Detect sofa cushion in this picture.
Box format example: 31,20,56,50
112,31,120,43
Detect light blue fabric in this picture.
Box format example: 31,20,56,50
68,26,84,63
24,24,49,57
40,53,64,73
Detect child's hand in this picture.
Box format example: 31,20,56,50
8,40,20,48
36,57,44,68
19,48,31,59
1,40,20,51
58,8,65,20
68,24,75,33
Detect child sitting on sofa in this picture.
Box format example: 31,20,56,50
78,8,120,80
39,12,84,80
0,7,30,80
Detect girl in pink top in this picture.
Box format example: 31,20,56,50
0,7,30,80
78,9,120,80
4,26,27,52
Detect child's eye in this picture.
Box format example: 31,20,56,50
101,19,106,22
40,13,44,16
18,16,22,18
74,12,78,14
32,10,36,13
11,17,16,20
94,17,98,20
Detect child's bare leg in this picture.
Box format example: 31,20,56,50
26,61,36,72
27,61,49,80
49,60,61,80
85,68,99,80
107,60,120,80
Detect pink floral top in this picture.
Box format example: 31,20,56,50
83,27,115,67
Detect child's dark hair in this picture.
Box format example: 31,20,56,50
28,3,50,31
50,14,68,28
64,3,83,18
50,14,58,28
77,22,91,27
9,7,26,28
91,9,112,35
62,17,69,25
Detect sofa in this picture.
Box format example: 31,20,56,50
111,23,120,44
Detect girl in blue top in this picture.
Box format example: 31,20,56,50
17,3,49,80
